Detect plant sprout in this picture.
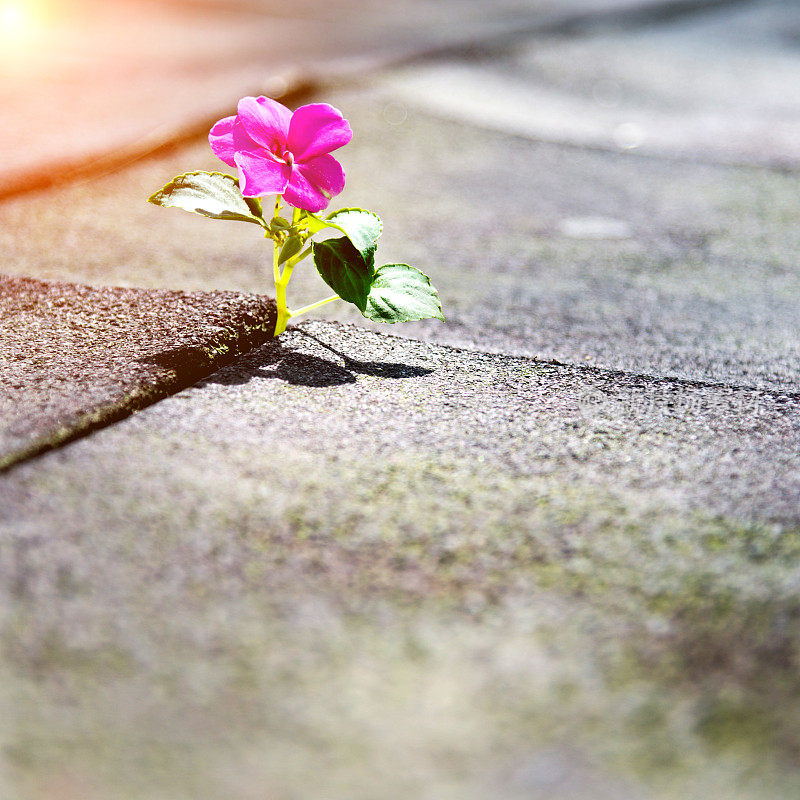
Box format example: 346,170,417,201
149,96,443,337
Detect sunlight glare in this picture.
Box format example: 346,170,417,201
1,2,30,34
1,1,42,56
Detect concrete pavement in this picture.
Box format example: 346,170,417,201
0,275,274,469
2,1,800,798
2,321,800,798
4,80,799,390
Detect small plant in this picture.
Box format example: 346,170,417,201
149,96,444,336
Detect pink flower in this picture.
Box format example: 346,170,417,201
209,96,352,212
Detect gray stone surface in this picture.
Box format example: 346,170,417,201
2,321,800,799
0,275,274,469
385,0,800,168
3,2,800,798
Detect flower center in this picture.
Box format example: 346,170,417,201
284,150,294,167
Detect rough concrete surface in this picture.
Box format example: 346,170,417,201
3,1,800,798
2,321,800,799
0,275,275,468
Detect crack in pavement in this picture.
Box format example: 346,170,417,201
0,275,277,473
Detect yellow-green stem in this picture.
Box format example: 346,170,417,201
274,262,294,336
290,295,340,319
273,232,291,335
271,203,326,336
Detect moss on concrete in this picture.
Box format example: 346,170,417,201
3,322,800,798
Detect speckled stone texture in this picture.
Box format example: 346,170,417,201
3,2,800,798
2,321,800,799
0,275,275,469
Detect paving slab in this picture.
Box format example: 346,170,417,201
384,0,800,169
0,274,274,469
0,0,703,198
2,320,800,799
2,4,800,798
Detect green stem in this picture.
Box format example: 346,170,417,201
274,258,297,335
273,210,292,334
290,295,340,319
274,279,291,336
271,204,321,336
286,246,312,268
272,233,281,285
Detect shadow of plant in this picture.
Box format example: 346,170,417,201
201,332,433,388
294,328,434,379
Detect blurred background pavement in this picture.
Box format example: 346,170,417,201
0,0,762,193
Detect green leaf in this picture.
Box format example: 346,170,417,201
269,216,291,232
363,264,444,323
312,236,374,311
245,195,264,219
278,234,303,265
148,171,265,226
307,207,382,262
304,213,329,235
326,208,382,255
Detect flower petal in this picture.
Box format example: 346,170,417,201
299,153,346,197
209,114,270,168
208,115,238,167
237,96,292,152
287,103,352,162
282,153,345,212
234,151,291,197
